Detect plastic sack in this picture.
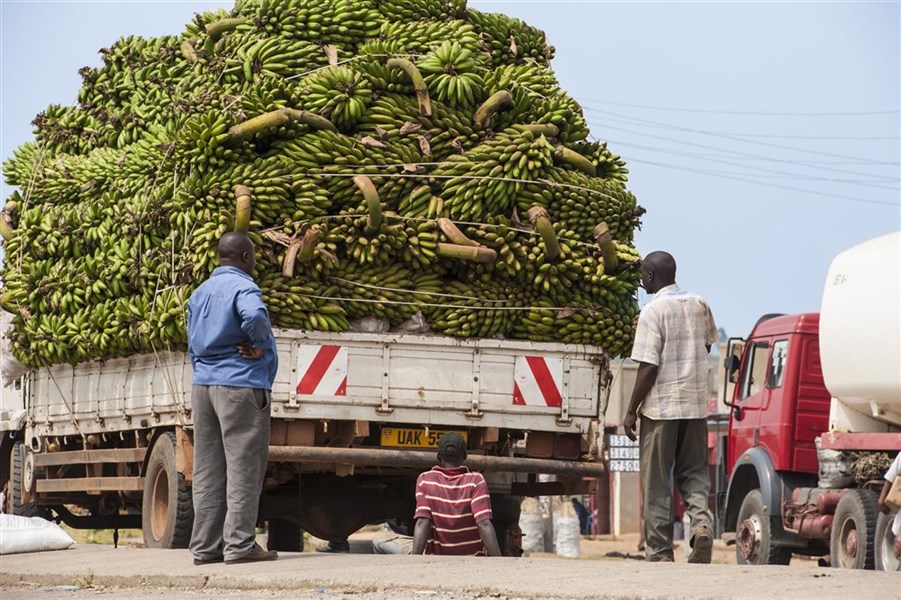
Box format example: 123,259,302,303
394,312,431,334
816,439,855,489
552,497,580,558
371,525,414,555
518,497,546,554
347,317,390,333
0,514,74,555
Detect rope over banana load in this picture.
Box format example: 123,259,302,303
1,0,644,368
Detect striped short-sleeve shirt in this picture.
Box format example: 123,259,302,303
630,284,717,420
414,465,493,556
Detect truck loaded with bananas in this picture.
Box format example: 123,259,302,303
0,0,643,554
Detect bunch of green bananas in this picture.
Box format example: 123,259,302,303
427,278,523,339
438,125,556,221
467,9,555,67
300,66,373,133
1,0,645,368
416,41,486,109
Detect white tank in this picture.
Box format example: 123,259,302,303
820,231,901,431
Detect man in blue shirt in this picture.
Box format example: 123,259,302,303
188,232,279,565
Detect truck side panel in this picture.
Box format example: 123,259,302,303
27,331,606,439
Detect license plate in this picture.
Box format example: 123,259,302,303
380,427,468,449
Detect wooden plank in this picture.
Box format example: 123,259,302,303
36,477,145,493
34,448,146,467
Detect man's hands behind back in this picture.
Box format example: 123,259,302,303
237,341,264,360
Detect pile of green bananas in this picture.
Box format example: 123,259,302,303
1,0,643,367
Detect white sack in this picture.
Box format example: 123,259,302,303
552,497,580,558
518,497,545,554
0,514,74,555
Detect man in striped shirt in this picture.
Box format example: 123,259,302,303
411,432,502,556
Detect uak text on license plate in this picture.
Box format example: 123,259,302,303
380,428,468,449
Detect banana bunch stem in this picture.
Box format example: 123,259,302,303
298,228,322,263
437,218,478,247
473,90,513,126
205,17,247,44
227,108,337,144
181,39,199,63
527,206,561,260
283,236,302,278
437,243,497,263
234,185,252,233
592,222,619,273
203,17,247,54
353,175,383,236
387,58,432,117
521,123,560,138
553,145,596,177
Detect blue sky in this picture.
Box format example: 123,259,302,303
1,0,899,337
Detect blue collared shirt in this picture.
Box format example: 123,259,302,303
187,266,278,389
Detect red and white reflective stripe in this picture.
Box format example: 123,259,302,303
296,345,347,396
512,356,563,407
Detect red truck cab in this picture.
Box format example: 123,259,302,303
727,313,831,476
721,313,833,564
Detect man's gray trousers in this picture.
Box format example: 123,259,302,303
190,385,270,562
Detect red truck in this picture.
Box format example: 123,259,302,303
719,232,900,570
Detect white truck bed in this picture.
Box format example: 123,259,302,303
25,330,610,440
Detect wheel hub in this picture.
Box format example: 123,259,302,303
738,515,762,561
845,528,858,558
149,465,170,542
22,449,35,493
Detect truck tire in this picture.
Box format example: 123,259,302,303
142,432,193,549
873,511,899,572
267,519,304,552
735,489,791,565
6,442,49,519
830,489,878,569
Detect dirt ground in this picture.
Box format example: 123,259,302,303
68,526,821,567
2,533,892,600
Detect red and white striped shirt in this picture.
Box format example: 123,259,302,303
414,465,493,556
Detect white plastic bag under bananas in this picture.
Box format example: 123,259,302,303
0,0,644,368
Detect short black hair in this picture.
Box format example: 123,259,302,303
643,251,676,280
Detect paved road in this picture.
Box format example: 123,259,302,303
1,545,898,600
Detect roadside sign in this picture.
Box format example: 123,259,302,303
608,434,640,472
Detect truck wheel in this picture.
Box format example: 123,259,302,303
735,489,791,565
873,511,899,571
830,489,877,569
267,519,304,552
142,432,193,549
6,442,49,519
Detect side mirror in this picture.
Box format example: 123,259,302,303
732,406,744,422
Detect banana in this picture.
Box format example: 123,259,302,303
1,0,643,367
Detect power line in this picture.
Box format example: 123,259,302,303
578,98,901,117
603,137,900,190
582,105,899,167
585,119,901,183
620,156,900,207
588,113,900,141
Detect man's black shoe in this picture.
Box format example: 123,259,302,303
193,554,224,565
316,540,350,553
225,543,278,564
